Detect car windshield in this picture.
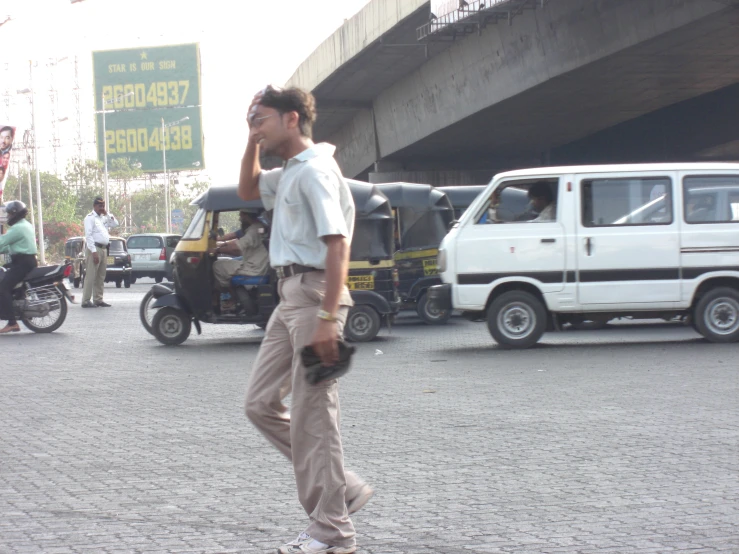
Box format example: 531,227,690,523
128,236,163,249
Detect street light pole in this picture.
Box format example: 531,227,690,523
18,64,46,265
100,91,133,208
161,115,189,234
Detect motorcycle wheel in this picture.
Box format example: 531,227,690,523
22,292,68,334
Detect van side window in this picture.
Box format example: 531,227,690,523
581,177,672,227
683,176,739,224
477,179,559,224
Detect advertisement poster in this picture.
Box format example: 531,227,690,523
92,44,204,172
0,124,15,205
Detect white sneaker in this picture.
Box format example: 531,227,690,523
299,540,357,554
277,532,311,554
347,482,374,514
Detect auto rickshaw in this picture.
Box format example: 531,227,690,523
437,186,486,220
64,236,86,288
374,182,455,325
145,181,399,345
344,180,400,341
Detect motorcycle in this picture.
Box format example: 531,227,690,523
0,262,75,333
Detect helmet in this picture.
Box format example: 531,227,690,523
5,200,28,226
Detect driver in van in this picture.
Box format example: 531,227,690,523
527,181,556,222
211,209,269,298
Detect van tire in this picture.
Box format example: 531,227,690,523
487,290,546,349
417,292,451,325
693,287,739,343
344,305,381,342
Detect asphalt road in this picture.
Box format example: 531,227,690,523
1,282,737,553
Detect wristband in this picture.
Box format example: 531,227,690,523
317,309,336,322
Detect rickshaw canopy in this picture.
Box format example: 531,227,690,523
374,183,454,251
346,180,394,262
191,186,264,212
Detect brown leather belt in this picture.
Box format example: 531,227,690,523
274,264,318,280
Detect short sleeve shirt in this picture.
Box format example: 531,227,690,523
236,223,269,275
258,143,355,269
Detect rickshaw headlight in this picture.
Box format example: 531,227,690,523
438,249,447,273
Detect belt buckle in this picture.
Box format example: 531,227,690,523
276,266,285,279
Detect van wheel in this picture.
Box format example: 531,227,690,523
693,287,739,343
155,277,163,284
115,280,122,288
417,292,451,325
487,290,546,349
124,277,131,288
152,307,191,346
344,305,381,342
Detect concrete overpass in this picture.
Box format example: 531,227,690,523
286,0,739,185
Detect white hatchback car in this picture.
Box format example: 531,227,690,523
127,233,181,283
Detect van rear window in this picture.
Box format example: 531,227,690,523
128,236,163,249
581,177,672,227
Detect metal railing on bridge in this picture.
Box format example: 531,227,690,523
417,0,549,42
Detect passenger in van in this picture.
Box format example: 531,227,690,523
686,195,717,223
527,181,556,222
211,210,270,295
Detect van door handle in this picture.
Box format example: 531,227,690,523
585,237,592,256
541,238,556,243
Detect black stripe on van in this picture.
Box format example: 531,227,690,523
578,268,680,282
458,267,739,285
458,272,565,285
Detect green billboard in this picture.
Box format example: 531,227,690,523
93,43,204,172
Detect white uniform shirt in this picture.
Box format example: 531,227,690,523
84,210,119,251
258,143,354,269
533,203,556,222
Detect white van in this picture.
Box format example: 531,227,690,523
429,163,739,348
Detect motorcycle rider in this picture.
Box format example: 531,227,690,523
0,201,38,333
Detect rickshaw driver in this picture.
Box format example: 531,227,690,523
210,209,269,297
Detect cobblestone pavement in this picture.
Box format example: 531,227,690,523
1,282,737,553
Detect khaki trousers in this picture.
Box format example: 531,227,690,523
245,271,361,548
82,246,106,304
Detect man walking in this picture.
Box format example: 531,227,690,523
239,86,372,554
81,197,118,308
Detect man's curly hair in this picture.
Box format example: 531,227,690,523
259,87,317,139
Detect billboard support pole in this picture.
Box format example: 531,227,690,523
162,115,189,234
161,117,168,234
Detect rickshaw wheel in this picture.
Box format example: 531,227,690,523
344,305,381,342
417,292,451,325
152,307,192,346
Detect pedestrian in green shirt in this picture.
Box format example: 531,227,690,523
0,201,38,333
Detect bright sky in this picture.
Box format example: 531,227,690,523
1,0,372,185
